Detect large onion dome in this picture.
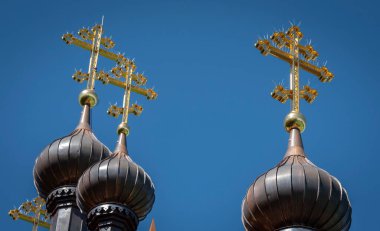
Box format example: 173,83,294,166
242,129,352,231
76,133,155,230
33,105,110,199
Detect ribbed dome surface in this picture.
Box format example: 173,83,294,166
242,129,352,231
33,105,110,198
76,133,155,221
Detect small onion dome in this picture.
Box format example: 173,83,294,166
76,133,155,222
33,105,110,198
242,129,351,231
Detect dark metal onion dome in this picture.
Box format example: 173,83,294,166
33,105,110,198
76,133,155,230
242,129,352,231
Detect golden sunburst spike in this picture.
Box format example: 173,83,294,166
9,197,50,231
255,24,333,133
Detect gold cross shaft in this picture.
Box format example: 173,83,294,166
86,24,103,90
121,61,134,126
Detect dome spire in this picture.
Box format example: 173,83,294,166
114,132,128,153
149,219,157,231
284,128,305,158
76,104,91,130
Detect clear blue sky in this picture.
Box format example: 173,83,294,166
0,0,379,230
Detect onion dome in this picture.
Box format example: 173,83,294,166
33,105,110,199
76,133,155,230
242,129,352,231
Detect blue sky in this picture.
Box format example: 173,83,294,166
1,0,379,230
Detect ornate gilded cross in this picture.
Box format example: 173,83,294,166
9,197,50,231
99,57,157,135
255,25,333,132
62,19,157,134
62,18,118,108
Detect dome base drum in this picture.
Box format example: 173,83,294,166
46,187,87,231
46,187,77,215
87,204,139,231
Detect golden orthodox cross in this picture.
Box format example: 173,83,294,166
62,19,156,110
9,197,50,230
102,58,157,135
62,18,114,107
255,25,333,132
